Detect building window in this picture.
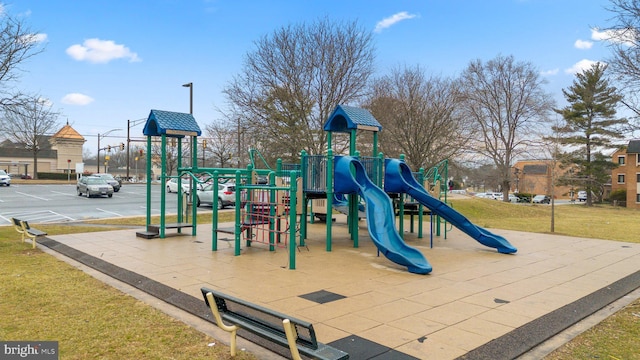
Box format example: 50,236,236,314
618,155,626,165
637,154,640,165
618,174,625,184
637,173,640,183
637,193,640,203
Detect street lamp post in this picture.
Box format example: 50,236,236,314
182,82,193,114
182,82,193,168
97,128,122,173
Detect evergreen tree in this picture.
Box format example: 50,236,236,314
554,63,627,206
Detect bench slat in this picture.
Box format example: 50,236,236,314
27,229,47,236
201,287,348,360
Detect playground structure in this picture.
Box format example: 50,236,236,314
137,105,517,274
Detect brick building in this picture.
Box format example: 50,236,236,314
512,160,575,200
611,140,640,209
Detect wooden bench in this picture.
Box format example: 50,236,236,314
11,218,47,249
201,287,348,360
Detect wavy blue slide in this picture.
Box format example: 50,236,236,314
384,159,517,254
334,156,432,274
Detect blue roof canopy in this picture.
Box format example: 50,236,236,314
143,109,202,138
323,105,382,133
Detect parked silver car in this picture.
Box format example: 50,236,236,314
93,173,121,192
77,176,114,198
196,183,238,209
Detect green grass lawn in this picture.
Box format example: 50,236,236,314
0,216,251,360
1,200,639,359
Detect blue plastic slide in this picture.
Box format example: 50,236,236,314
334,156,432,274
384,159,517,254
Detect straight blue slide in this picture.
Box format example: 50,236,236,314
384,159,517,254
334,156,432,274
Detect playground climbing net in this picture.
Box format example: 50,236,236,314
240,188,295,249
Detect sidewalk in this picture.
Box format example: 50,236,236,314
41,218,640,359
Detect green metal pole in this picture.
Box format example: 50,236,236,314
269,172,276,251
145,136,152,230
351,151,359,247
177,137,183,228
377,152,384,188
289,170,297,269
398,154,405,238
235,171,242,256
160,135,167,238
211,171,219,251
191,136,198,235
373,132,378,156
326,149,333,251
299,150,307,242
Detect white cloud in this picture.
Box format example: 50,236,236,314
32,33,48,42
61,93,94,105
374,11,418,33
591,27,636,46
574,39,593,49
36,97,54,107
17,32,47,45
565,59,603,74
540,68,559,76
66,38,141,64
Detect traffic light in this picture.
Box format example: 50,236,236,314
120,143,125,151
107,145,111,152
202,139,207,148
139,149,143,156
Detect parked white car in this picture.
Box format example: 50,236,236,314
166,177,195,194
0,170,10,186
486,192,502,200
577,191,587,202
196,182,239,209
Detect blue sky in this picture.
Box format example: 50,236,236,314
12,0,616,155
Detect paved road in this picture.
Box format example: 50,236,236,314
0,183,224,225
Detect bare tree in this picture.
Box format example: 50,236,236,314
460,55,555,201
0,7,46,110
150,139,180,177
2,95,60,179
204,120,236,168
365,65,470,171
600,0,640,121
223,17,375,161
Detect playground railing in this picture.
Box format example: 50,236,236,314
302,155,328,194
359,156,382,185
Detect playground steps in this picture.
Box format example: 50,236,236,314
136,223,194,239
